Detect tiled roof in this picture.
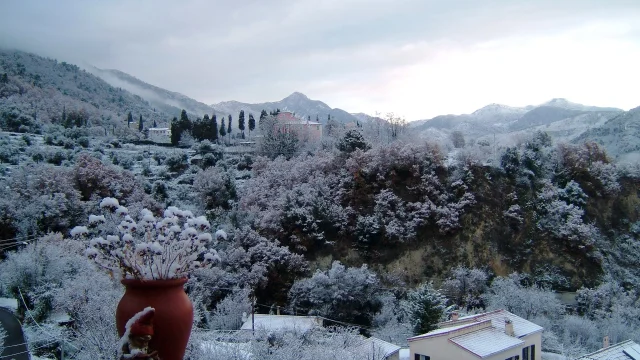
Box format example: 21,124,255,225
440,309,543,338
577,340,640,360
449,326,524,358
354,337,401,358
240,314,321,332
408,321,491,342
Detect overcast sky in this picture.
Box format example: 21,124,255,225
1,0,639,120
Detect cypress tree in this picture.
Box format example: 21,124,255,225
248,113,255,137
170,117,180,145
211,114,219,143
138,114,143,132
219,118,226,143
127,112,133,128
153,119,157,128
227,114,232,141
238,110,245,139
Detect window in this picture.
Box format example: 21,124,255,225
523,345,535,360
531,345,535,360
414,355,430,360
523,347,529,360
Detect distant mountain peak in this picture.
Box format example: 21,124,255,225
541,98,622,112
284,92,309,100
543,98,572,107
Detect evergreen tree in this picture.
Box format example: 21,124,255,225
0,73,8,83
192,117,203,141
227,114,232,141
153,119,157,128
316,115,319,122
170,117,180,145
403,283,450,335
138,114,143,132
260,109,268,122
248,113,256,137
212,115,219,143
337,130,370,153
127,112,133,128
238,110,245,139
219,118,227,143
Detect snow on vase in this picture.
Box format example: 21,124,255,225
70,198,226,360
116,279,193,360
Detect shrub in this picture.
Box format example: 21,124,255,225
165,152,188,173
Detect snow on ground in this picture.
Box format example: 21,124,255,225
200,340,252,359
542,352,570,360
0,298,18,313
399,348,410,360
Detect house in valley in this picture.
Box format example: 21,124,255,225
274,111,323,142
408,309,542,360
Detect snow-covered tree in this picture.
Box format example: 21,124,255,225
288,261,383,327
207,288,252,330
441,266,488,309
402,282,450,335
484,273,564,320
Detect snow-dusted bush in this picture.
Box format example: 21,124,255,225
536,200,598,247
55,264,123,359
73,197,221,279
193,167,237,211
165,152,188,173
484,273,564,320
208,288,252,330
0,163,83,237
589,161,620,195
441,266,489,309
288,261,382,327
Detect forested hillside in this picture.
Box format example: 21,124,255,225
0,50,179,134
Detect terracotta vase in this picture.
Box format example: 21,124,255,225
116,278,193,360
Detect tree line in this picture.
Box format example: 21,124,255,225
170,109,257,146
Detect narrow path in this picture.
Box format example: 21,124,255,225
0,307,30,360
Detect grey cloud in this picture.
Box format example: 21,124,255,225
1,0,639,109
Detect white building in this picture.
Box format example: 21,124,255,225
577,339,640,359
240,314,322,333
409,309,542,360
148,127,171,137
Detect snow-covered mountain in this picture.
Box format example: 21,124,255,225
212,92,360,124
0,49,176,131
541,98,622,112
90,68,218,117
411,99,626,150
471,103,529,127
573,106,640,162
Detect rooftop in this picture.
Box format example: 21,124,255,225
440,309,543,338
353,336,402,358
408,320,491,342
240,314,321,333
449,325,524,358
577,340,640,360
